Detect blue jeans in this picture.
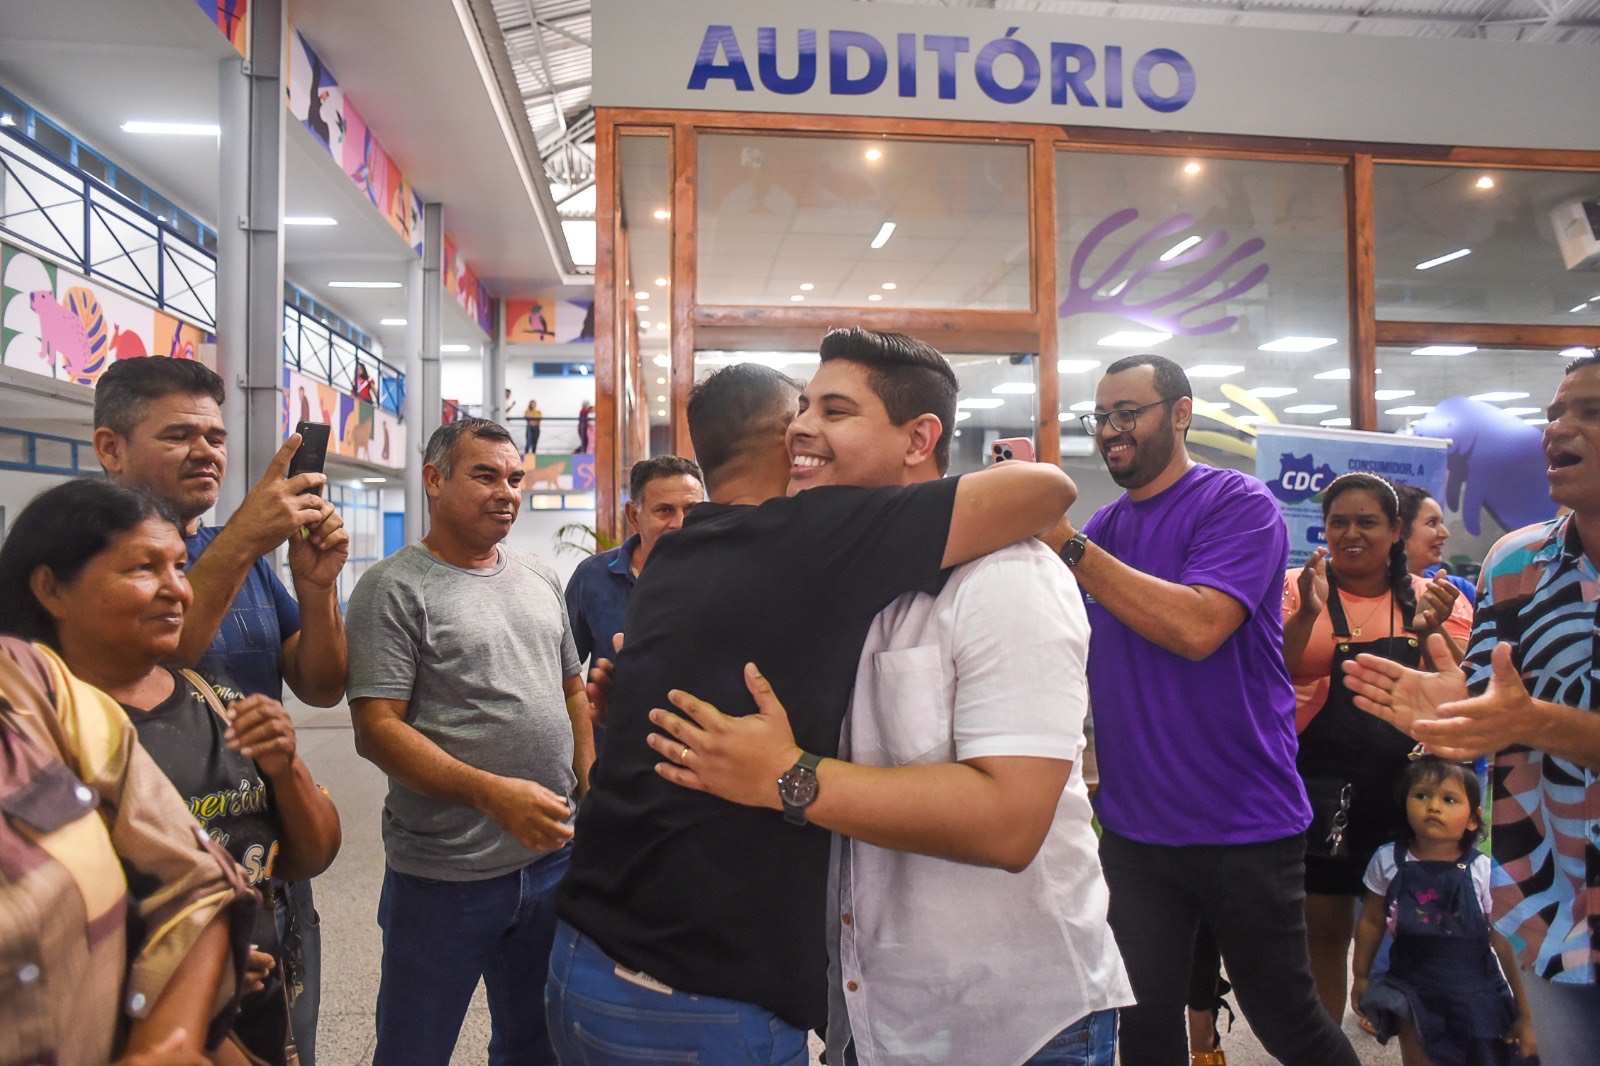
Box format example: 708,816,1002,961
1520,973,1600,1066
275,879,320,1066
544,921,808,1066
1023,1010,1118,1065
374,850,569,1066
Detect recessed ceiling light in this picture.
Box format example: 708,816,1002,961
1386,405,1435,416
1315,368,1352,380
867,294,883,302
1248,387,1298,398
1183,161,1201,175
1375,389,1415,400
441,344,472,353
638,305,650,313
1069,400,1096,412
1415,248,1471,270
1321,417,1352,427
284,216,338,226
653,209,670,220
865,148,883,161
654,277,668,287
799,283,814,292
121,120,219,137
1284,403,1339,414
656,409,666,416
1470,391,1531,402
380,317,407,326
652,354,669,367
0,114,14,127
1159,236,1201,262
957,398,1005,409
881,282,896,291
870,222,896,249
993,383,1037,395
1475,175,1495,190
1098,331,1171,347
1186,364,1246,378
1412,345,1477,356
1059,359,1102,373
955,410,972,421
635,291,650,300
639,320,652,330
655,394,666,402
790,295,804,302
328,281,401,289
1501,407,1542,416
1258,337,1337,353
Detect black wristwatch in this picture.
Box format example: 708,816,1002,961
778,751,823,825
1060,531,1090,568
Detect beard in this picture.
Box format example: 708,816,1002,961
1104,420,1178,490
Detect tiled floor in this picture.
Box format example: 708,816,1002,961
292,698,1398,1065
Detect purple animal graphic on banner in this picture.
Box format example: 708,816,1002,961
30,289,104,384
1410,398,1550,536
1059,208,1268,336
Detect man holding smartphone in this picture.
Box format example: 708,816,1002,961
93,355,350,1066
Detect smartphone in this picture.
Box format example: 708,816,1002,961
287,421,331,496
991,437,1036,464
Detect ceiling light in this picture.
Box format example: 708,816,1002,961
881,282,896,290
1314,368,1351,380
1284,403,1339,414
635,291,649,300
1386,405,1435,415
865,147,883,161
957,398,1005,409
1412,345,1477,356
1159,236,1202,262
1570,303,1590,313
1524,417,1550,425
1068,400,1096,412
1258,337,1337,353
1470,391,1531,402
654,379,666,388
652,354,669,367
993,383,1037,395
638,320,652,330
638,305,650,313
1059,359,1102,373
328,281,401,289
1235,414,1267,425
655,395,666,402
653,209,670,220
1375,389,1415,400
1415,248,1471,270
870,222,896,249
380,317,406,326
799,283,814,291
1561,346,1594,357
867,294,883,302
955,410,972,421
121,120,220,137
790,295,804,302
0,114,14,127
361,476,389,484
1475,175,1495,190
284,216,338,226
1098,331,1171,347
1201,402,1233,411
654,277,668,287
656,409,666,417
1186,364,1246,378
1321,417,1352,427
1183,161,1201,175
1501,406,1542,416
440,344,471,353
1248,387,1298,398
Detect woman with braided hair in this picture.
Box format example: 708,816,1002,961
1281,472,1474,1026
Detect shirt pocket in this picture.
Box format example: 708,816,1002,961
868,645,953,766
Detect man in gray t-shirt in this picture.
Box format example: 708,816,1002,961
347,418,590,1066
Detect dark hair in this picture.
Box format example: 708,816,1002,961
0,479,181,648
423,417,516,478
818,327,959,474
1564,352,1600,375
1396,755,1484,851
686,363,800,487
94,357,227,437
629,455,705,502
1321,472,1417,624
1103,354,1194,402
1394,482,1434,541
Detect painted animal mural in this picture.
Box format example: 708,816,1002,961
30,286,115,385
1410,398,1550,536
521,455,569,489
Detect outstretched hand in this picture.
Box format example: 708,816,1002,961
1415,642,1538,760
647,662,801,810
1297,547,1329,618
1340,631,1467,737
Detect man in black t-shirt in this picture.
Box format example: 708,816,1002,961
549,348,1076,1062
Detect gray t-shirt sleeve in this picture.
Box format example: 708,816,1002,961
347,556,423,702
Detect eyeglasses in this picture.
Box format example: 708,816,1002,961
1077,398,1177,436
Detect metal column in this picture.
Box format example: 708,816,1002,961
216,0,286,520
486,299,507,428
403,202,445,544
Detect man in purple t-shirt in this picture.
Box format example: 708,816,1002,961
1053,355,1357,1066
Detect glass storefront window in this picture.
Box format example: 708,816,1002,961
697,134,1031,310
1376,165,1600,325
1056,151,1349,511
618,132,673,468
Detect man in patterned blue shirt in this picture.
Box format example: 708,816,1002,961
1343,354,1600,1066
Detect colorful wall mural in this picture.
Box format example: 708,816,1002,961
286,28,424,255
2,240,212,387
520,452,595,492
195,0,248,58
444,236,492,335
505,297,595,344
283,366,406,471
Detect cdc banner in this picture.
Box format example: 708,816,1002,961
1256,424,1449,568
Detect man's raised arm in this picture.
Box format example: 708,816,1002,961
943,462,1076,568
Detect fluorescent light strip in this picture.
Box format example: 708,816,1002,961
870,222,896,249
1284,404,1339,414
440,344,472,353
380,318,407,326
1415,248,1471,270
1068,401,1096,412
1386,405,1435,416
1258,337,1336,353
1059,359,1102,374
121,120,219,137
1501,407,1542,417
1248,387,1298,399
1321,417,1352,427
1412,345,1476,356
1159,236,1201,262
328,281,402,289
1374,389,1415,401
1469,391,1530,402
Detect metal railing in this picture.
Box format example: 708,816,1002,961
0,426,101,476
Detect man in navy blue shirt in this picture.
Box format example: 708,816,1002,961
93,356,349,1066
564,455,703,671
